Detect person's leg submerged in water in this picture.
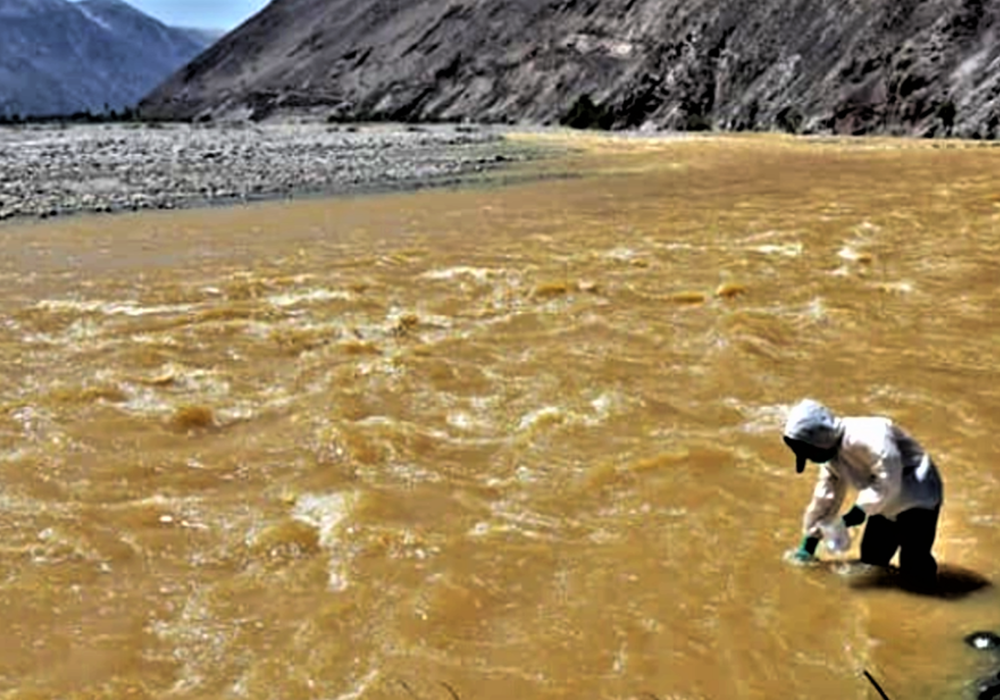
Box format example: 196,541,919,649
896,506,940,591
859,506,940,591
859,513,900,568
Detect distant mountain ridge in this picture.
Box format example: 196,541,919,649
175,27,227,46
0,0,218,118
139,0,1000,139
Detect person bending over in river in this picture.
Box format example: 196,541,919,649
782,399,944,589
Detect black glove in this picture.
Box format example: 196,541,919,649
842,505,866,528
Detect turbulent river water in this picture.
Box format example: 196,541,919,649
1,132,1000,700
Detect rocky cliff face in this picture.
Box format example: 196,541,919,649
137,0,1000,138
0,0,214,118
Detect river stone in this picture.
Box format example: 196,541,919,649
0,123,527,224
966,632,1000,651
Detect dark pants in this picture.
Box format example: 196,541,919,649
860,506,940,586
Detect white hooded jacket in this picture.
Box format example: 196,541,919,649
783,399,943,538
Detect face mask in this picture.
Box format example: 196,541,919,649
783,436,838,472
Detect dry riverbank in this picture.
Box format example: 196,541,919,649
0,121,552,222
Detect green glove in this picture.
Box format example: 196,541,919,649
792,509,863,563
842,505,866,528
792,534,820,561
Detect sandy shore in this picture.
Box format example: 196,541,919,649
0,121,549,222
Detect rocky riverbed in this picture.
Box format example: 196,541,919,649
0,121,545,221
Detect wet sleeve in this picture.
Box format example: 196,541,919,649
802,464,847,537
854,433,903,516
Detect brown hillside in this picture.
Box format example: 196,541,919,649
139,0,1000,137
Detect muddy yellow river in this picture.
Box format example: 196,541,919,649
1,133,999,700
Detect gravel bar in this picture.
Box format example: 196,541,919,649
0,121,550,222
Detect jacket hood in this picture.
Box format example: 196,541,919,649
783,399,844,449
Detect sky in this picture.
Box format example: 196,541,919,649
123,0,271,30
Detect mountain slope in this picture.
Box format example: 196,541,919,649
0,0,213,118
138,0,1000,138
175,27,226,47
76,0,208,68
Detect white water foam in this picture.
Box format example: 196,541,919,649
35,299,198,317
291,491,357,592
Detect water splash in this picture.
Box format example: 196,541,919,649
291,491,358,592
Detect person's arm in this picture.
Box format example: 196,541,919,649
795,502,865,560
792,469,862,561
802,464,848,538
